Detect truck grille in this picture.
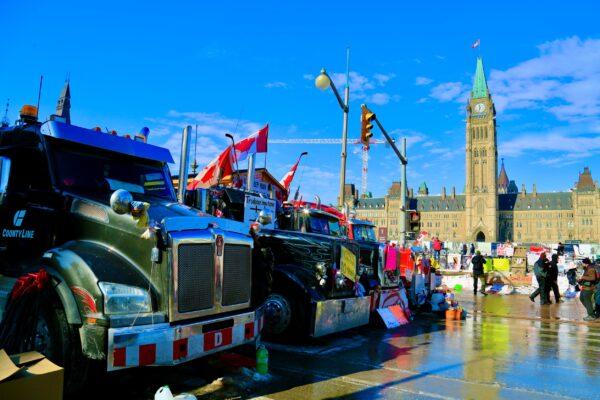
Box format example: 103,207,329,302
222,245,252,306
177,243,214,313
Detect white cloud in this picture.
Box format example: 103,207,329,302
265,81,288,89
146,111,265,172
374,73,396,86
302,73,314,80
429,82,469,102
430,36,600,123
415,76,434,86
368,93,391,105
499,124,600,166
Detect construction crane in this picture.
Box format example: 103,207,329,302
269,138,388,197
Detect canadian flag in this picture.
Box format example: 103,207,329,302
187,146,234,190
187,125,268,190
471,39,480,49
233,125,269,162
279,154,305,200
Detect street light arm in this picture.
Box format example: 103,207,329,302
323,71,348,112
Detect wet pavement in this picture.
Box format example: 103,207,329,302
88,294,600,399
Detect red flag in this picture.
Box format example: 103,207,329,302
233,125,268,162
188,146,234,190
471,39,480,49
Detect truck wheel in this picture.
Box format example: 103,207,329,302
264,293,292,336
35,298,90,394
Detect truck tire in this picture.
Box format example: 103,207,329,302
264,292,307,340
35,297,90,394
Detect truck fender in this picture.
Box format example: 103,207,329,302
40,240,158,325
42,267,83,325
273,264,326,302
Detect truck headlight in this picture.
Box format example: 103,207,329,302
99,282,152,315
335,271,346,289
315,262,327,277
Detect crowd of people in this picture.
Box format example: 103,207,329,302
528,254,598,321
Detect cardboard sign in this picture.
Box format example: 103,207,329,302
244,195,276,229
377,305,409,328
340,245,357,279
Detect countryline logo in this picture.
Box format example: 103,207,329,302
2,209,35,239
13,210,26,227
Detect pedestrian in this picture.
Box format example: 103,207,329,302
432,237,442,261
557,242,565,256
469,243,475,255
577,258,598,321
547,254,563,303
471,250,487,295
461,243,467,256
530,253,550,305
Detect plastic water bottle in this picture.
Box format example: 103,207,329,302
256,344,269,375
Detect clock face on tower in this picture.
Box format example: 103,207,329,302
474,102,486,114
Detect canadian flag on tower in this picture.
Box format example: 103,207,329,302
471,39,481,49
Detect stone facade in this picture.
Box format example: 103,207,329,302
353,58,600,244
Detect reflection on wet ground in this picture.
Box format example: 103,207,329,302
253,295,600,400
85,295,600,399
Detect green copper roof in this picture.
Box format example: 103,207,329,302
419,182,428,190
471,57,489,99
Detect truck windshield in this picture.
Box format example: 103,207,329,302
353,224,377,242
308,215,342,237
50,141,176,202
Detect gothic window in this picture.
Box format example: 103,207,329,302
484,128,488,139
474,149,478,157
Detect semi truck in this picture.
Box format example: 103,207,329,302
292,201,409,316
0,107,263,389
186,188,372,338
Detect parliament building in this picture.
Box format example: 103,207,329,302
353,58,599,244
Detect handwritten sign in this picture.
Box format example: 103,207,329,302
340,245,357,280
244,195,276,229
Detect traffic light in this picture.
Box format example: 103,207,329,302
360,104,375,146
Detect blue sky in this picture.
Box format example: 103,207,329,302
1,1,599,204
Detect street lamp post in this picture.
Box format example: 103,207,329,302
315,49,350,208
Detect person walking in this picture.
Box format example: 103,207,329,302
471,251,487,296
469,243,475,255
432,237,442,261
578,258,598,321
530,253,550,305
548,254,563,303
557,242,565,256
461,243,467,256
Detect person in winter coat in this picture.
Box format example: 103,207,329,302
547,254,563,303
471,251,487,295
461,243,467,256
578,258,598,321
530,253,550,305
469,243,475,255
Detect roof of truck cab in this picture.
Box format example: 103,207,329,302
41,121,174,163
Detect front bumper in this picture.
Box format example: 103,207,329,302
311,296,371,337
107,308,263,371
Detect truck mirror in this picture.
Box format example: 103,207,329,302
110,189,133,215
258,211,272,226
0,156,10,205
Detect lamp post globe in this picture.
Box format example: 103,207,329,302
315,69,331,90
